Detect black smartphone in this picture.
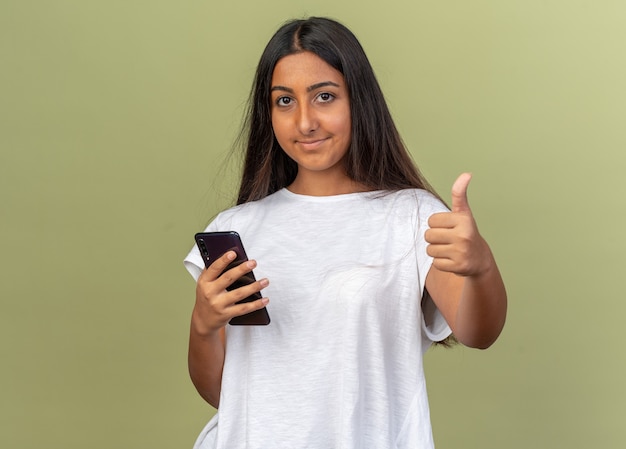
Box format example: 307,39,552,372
194,231,270,326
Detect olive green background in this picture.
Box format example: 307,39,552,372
1,1,624,448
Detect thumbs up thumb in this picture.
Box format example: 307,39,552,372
451,173,472,213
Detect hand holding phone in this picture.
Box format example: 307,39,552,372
195,232,270,325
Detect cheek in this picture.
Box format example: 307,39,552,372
271,116,292,153
330,106,352,139
331,117,352,145
271,115,285,141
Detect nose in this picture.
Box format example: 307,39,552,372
295,103,318,135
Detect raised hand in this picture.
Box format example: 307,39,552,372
425,173,493,277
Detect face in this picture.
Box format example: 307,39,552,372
270,51,352,187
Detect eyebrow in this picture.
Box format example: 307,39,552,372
270,81,341,94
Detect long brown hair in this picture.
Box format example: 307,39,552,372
236,17,441,205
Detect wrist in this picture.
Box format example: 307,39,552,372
190,307,223,339
469,240,497,279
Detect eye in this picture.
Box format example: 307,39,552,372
276,96,293,107
316,92,335,103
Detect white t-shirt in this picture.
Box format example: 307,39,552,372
184,188,452,449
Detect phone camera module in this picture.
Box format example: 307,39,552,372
199,240,209,257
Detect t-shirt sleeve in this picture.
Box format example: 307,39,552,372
422,290,451,342
183,216,222,281
414,191,453,343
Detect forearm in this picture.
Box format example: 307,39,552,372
188,310,226,408
454,262,507,349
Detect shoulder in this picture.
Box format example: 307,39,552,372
395,188,445,204
209,190,286,230
374,189,448,216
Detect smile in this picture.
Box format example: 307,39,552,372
296,138,329,150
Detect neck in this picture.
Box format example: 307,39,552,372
287,171,370,196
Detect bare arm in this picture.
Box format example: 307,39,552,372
424,173,507,349
188,325,226,408
188,251,270,407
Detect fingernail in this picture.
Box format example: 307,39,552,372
247,260,257,269
261,298,269,305
227,251,236,260
259,278,269,287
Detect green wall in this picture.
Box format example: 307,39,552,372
2,1,625,448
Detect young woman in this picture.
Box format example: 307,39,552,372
184,17,506,449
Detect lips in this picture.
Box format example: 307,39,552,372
296,138,329,150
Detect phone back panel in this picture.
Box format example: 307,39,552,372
194,231,270,325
